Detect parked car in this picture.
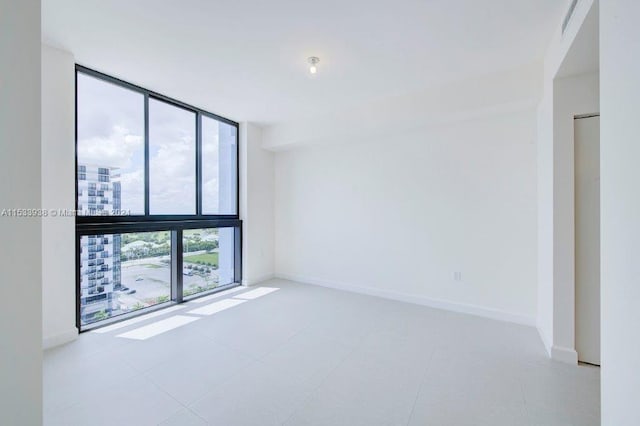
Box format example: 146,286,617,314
127,289,137,295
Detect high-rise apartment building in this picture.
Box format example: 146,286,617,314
78,165,122,324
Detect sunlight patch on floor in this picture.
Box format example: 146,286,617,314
234,287,280,300
116,315,200,340
187,298,247,316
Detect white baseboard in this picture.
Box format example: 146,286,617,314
536,325,552,357
551,345,578,365
275,273,536,327
536,325,578,364
43,327,78,350
241,272,275,287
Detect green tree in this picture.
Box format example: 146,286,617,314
93,310,108,321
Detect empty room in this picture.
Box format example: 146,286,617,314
1,0,639,425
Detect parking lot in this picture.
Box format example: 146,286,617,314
115,256,220,310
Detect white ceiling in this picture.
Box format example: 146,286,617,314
43,0,568,125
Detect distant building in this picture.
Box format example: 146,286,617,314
78,165,122,324
77,165,121,216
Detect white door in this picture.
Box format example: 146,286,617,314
575,115,600,365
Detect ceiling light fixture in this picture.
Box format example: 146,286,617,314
307,56,320,74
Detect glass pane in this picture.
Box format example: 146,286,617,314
77,73,145,215
79,231,171,326
183,228,235,298
202,117,237,215
149,99,196,215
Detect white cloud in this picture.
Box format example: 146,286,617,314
78,125,143,169
149,135,196,214
79,125,145,214
76,89,237,215
120,169,145,214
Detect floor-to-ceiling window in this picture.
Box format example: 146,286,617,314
76,66,241,331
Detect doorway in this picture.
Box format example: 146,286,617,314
574,114,600,366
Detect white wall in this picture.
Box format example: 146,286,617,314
552,73,600,362
264,64,541,151
275,107,538,324
536,0,599,363
0,0,43,424
536,76,555,352
600,1,640,424
240,123,275,285
41,44,77,348
538,71,600,362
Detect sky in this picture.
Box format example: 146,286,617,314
77,72,236,215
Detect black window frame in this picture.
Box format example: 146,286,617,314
75,64,242,332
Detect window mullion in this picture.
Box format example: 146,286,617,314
171,229,184,303
144,93,150,215
196,112,203,216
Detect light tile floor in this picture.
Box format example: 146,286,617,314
44,279,600,426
